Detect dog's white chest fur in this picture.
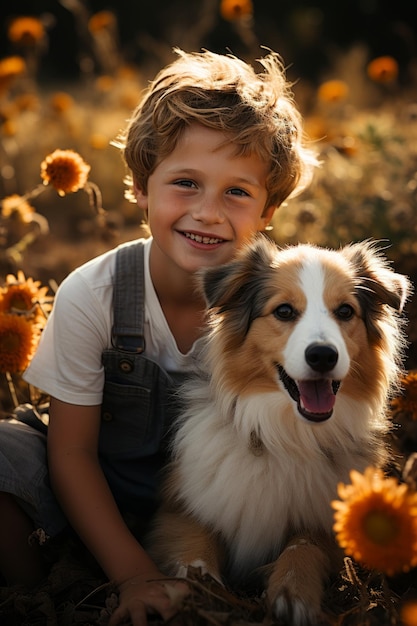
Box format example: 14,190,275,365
174,389,368,576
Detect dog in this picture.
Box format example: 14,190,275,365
147,236,412,625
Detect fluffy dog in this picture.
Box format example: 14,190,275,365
147,236,412,625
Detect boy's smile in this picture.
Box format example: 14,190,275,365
136,123,275,279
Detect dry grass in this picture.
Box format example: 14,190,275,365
0,545,415,625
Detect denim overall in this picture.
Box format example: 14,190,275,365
98,240,186,520
7,240,184,533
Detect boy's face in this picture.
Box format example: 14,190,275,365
135,123,275,274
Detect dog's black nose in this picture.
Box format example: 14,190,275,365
305,342,338,373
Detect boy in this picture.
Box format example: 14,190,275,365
0,48,318,626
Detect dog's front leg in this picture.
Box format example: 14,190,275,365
266,535,332,626
147,510,224,583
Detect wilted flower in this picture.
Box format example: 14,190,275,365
220,0,253,21
1,194,35,224
0,56,26,93
317,79,349,103
332,467,417,576
88,10,116,33
94,75,115,93
7,16,45,46
49,91,74,114
40,149,91,196
367,56,399,83
391,371,417,419
0,313,38,373
0,271,52,324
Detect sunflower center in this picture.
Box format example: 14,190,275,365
363,510,399,545
0,332,21,353
10,293,32,311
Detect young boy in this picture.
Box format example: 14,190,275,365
0,48,318,625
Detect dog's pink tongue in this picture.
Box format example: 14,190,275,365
298,379,336,414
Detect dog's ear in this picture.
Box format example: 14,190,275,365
342,240,412,312
200,261,238,310
200,235,277,311
342,240,412,341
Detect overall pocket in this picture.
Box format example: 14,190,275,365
99,380,152,457
100,349,176,460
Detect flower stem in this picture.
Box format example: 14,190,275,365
5,371,19,408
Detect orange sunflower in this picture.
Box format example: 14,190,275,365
367,56,399,84
0,271,52,325
402,600,417,626
391,371,417,419
317,79,349,104
332,467,417,576
0,56,26,93
7,16,45,47
220,0,253,21
49,91,74,114
40,149,91,196
0,313,39,373
88,10,116,33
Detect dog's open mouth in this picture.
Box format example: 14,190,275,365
277,365,340,423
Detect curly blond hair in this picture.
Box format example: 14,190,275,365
117,48,318,211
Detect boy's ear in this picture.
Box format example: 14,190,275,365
259,205,276,230
133,181,148,210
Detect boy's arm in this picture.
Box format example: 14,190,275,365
47,397,187,626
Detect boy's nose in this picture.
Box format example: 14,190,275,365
192,199,224,224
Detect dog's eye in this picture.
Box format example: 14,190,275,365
273,304,296,321
335,304,354,320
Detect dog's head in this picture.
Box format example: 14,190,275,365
199,236,412,424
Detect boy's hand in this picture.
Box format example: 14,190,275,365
109,570,190,626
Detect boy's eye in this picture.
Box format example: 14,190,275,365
227,188,249,197
174,179,196,188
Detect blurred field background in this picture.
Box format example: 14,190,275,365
1,1,417,368
1,0,416,365
1,2,417,624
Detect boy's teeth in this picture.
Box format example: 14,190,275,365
185,232,223,244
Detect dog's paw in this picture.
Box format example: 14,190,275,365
272,590,319,626
174,559,223,585
267,539,329,624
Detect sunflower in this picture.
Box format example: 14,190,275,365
0,56,26,93
88,10,116,33
0,271,52,324
40,149,91,196
7,16,45,47
332,467,417,576
402,601,417,626
367,55,399,84
95,75,115,93
220,0,253,21
317,79,349,104
0,313,38,373
49,91,74,114
391,371,417,419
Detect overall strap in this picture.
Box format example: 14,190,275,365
111,241,145,353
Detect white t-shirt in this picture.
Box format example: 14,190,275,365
23,237,202,406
